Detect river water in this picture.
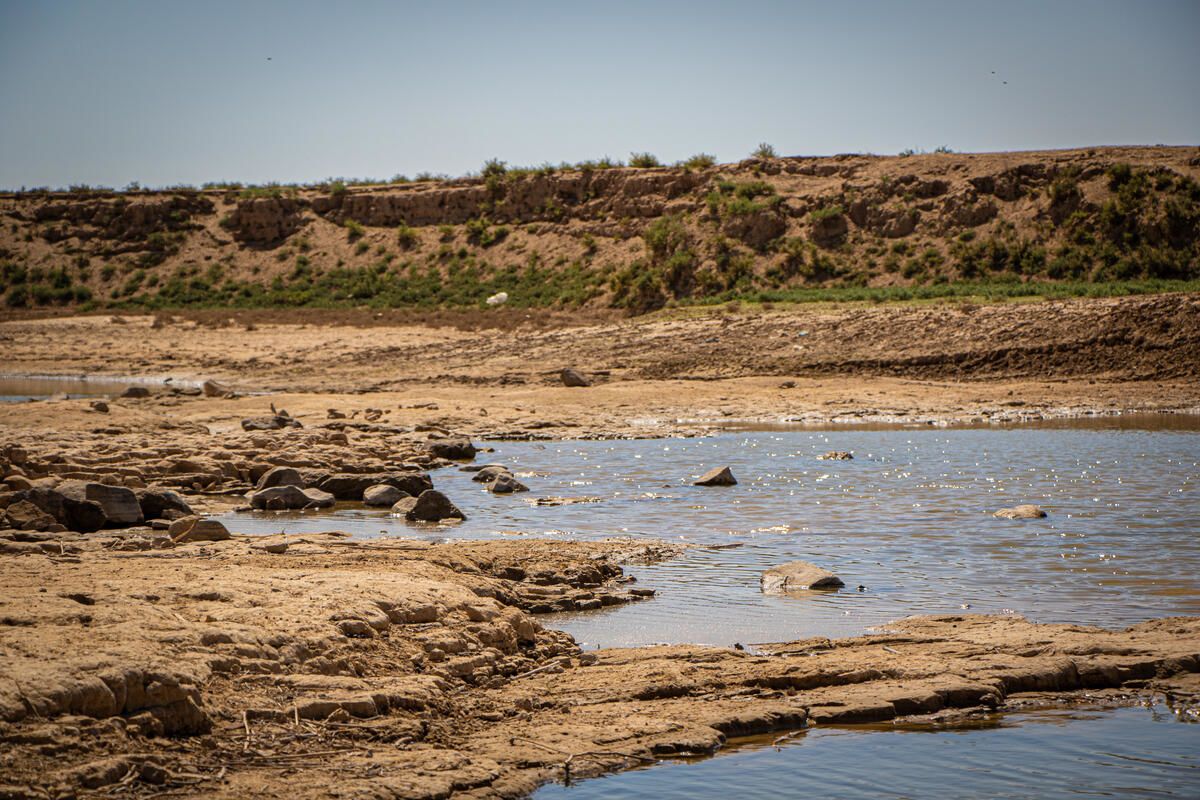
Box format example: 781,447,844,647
217,417,1200,797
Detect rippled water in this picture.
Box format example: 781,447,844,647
534,704,1200,799
221,418,1200,648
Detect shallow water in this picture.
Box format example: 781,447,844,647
0,375,143,402
220,419,1200,649
534,704,1200,799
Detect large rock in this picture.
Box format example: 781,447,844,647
761,561,844,592
560,368,591,387
120,386,151,399
55,480,143,527
317,472,433,500
22,485,106,533
2,500,59,531
694,466,737,486
994,504,1047,519
169,516,231,542
391,490,465,522
256,466,304,491
249,485,335,511
427,438,477,461
135,487,193,521
363,484,408,507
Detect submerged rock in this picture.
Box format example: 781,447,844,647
120,386,151,399
249,485,335,511
994,504,1048,519
818,451,854,460
694,466,737,486
487,474,529,494
392,490,465,522
761,561,845,592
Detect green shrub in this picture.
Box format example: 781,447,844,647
629,152,661,168
751,143,777,159
396,224,418,249
344,219,365,240
680,153,716,170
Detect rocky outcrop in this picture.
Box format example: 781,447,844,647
31,194,212,242
224,196,307,243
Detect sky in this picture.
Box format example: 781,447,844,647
1,0,1198,189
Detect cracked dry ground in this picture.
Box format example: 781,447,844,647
1,531,1198,800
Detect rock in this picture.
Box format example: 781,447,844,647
471,465,511,483
487,474,529,494
994,504,1047,519
486,291,509,306
22,485,106,532
241,414,302,431
201,379,232,397
169,516,231,542
2,500,58,531
89,400,109,413
818,451,854,460
135,487,193,520
255,466,304,490
694,466,737,486
761,561,845,592
392,490,465,522
249,485,336,511
560,368,590,387
54,480,143,527
363,484,408,507
4,475,33,491
120,386,151,399
428,438,477,461
253,540,289,554
317,472,433,500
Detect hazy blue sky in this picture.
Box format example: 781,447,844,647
1,0,1197,188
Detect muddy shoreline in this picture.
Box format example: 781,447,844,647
2,297,1199,798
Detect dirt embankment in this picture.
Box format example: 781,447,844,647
2,145,1198,311
1,530,1197,800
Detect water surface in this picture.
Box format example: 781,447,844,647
534,704,1200,799
220,420,1200,648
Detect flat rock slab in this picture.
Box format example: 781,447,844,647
694,466,737,486
762,560,845,592
994,504,1048,519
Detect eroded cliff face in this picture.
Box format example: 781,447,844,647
1,146,1197,310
